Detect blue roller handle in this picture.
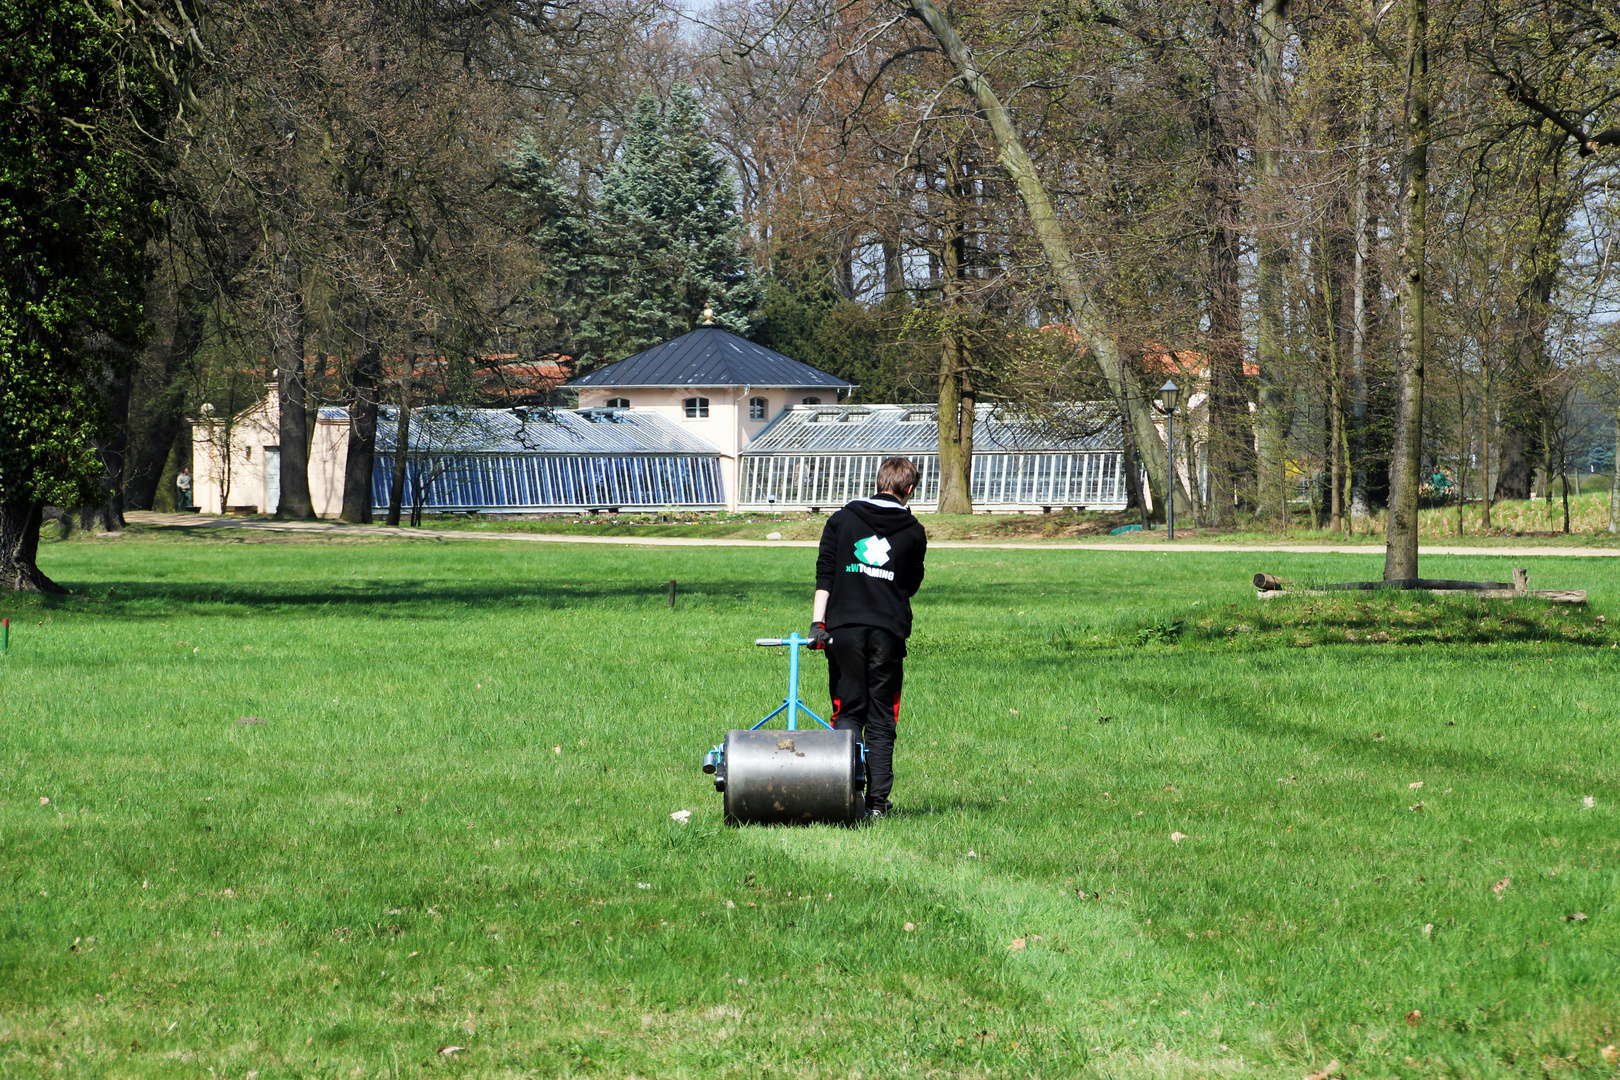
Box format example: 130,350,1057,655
749,633,831,731
703,633,850,779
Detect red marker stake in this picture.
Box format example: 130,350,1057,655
1,618,8,654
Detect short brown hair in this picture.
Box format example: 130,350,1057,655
876,456,919,495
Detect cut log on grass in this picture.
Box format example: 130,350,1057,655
1257,587,1585,603
1253,572,1518,591
1323,577,1518,591
1253,568,1581,603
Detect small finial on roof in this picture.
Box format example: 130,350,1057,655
702,306,714,326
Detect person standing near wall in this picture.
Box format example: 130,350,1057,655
177,466,193,511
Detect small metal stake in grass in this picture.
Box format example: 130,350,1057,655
668,579,677,608
1,617,8,654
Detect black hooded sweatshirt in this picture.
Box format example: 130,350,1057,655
815,494,928,639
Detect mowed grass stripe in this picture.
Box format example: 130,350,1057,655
1,536,1616,1078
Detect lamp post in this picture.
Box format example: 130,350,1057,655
1159,380,1181,540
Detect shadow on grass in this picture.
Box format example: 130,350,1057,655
1118,656,1616,793
888,799,1003,817
21,579,807,618
16,575,1146,620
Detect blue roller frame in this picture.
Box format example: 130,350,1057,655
747,632,831,731
702,633,865,778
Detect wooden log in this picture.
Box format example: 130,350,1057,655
1318,577,1518,591
1528,589,1586,603
1253,567,1582,603
1258,587,1585,603
1253,572,1524,592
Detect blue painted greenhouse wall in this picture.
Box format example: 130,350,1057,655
371,454,725,510
737,451,1125,509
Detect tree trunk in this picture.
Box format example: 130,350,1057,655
78,363,132,532
1340,406,1353,535
1323,76,1357,538
273,257,316,519
834,244,856,301
1481,370,1494,527
1609,408,1619,534
1254,0,1290,526
935,334,974,514
1556,424,1570,532
1384,0,1428,582
126,295,206,510
1330,343,1344,534
906,0,1188,520
936,149,973,515
1318,210,1349,536
881,237,906,302
1119,405,1147,527
0,502,66,593
1494,425,1531,500
1206,178,1248,525
1203,0,1250,526
385,356,414,527
1456,384,1467,538
341,347,381,523
1349,82,1373,521
1495,138,1571,505
1540,414,1555,504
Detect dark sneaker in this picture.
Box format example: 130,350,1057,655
865,802,892,819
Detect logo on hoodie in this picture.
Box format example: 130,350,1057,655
854,535,891,567
847,534,896,581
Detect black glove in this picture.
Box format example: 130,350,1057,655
808,622,833,651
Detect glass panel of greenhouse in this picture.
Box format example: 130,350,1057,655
370,406,725,511
737,404,1125,512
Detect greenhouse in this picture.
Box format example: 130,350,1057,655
737,404,1126,512
371,405,725,512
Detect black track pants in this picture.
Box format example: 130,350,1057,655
826,625,905,810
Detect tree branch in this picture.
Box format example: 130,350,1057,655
1491,74,1620,156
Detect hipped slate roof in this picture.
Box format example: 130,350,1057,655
740,404,1121,455
566,327,854,390
343,406,722,455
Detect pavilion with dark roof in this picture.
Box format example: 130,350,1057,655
568,324,854,510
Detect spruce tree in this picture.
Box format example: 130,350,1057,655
505,143,608,361
587,85,761,361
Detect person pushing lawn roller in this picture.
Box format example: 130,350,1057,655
808,457,927,819
700,456,926,824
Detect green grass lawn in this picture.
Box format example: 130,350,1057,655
2,533,1618,1078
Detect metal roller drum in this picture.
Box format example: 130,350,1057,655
722,727,863,825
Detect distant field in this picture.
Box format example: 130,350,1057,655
2,534,1618,1078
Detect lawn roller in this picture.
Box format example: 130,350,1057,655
701,633,866,825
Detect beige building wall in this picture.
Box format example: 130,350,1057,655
192,387,349,517
309,415,350,516
576,385,832,510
